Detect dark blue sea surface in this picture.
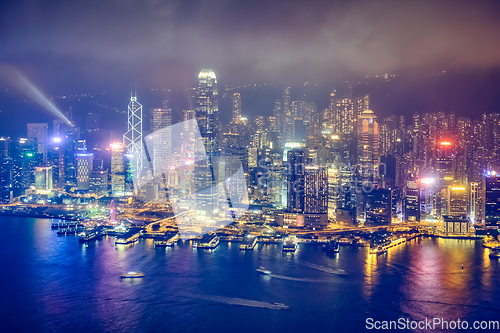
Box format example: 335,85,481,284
0,217,499,332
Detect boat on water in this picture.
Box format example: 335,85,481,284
79,230,101,243
325,238,340,253
256,266,272,275
489,247,500,259
120,272,145,279
282,236,298,252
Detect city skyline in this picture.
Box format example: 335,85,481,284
2,1,500,331
2,67,500,229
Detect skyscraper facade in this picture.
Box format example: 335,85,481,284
150,102,172,175
76,153,94,190
27,123,48,164
35,166,52,191
194,69,219,220
232,92,241,124
123,91,143,192
287,149,305,213
357,110,379,183
484,174,500,229
111,143,125,196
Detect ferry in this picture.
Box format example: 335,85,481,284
116,233,140,245
325,238,340,253
256,266,272,275
370,237,406,254
338,238,353,245
489,247,500,259
240,236,258,250
370,245,387,255
57,228,80,236
154,234,180,247
154,240,174,247
78,230,102,243
120,272,145,279
197,233,220,249
51,222,81,230
282,236,298,252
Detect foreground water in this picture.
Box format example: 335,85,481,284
0,217,499,332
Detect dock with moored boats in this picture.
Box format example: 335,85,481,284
240,235,258,250
197,233,220,249
115,228,142,245
154,233,180,247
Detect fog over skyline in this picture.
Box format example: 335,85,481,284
2,0,500,92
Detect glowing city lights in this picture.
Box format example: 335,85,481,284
110,142,123,150
451,186,466,191
420,178,435,184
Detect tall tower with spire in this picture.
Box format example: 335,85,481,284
123,87,143,192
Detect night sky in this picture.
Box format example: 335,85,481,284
1,0,500,135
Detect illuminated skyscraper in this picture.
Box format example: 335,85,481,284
89,170,108,193
232,92,241,124
484,174,500,229
15,138,38,189
469,182,480,222
150,102,172,175
327,168,338,220
35,166,52,191
123,90,143,191
273,100,281,131
303,166,328,227
365,188,392,226
27,123,48,163
0,157,13,190
0,137,10,158
448,185,467,217
76,153,93,189
436,140,454,187
405,179,420,222
357,110,379,183
336,98,354,135
326,89,336,131
287,149,305,213
282,87,293,143
380,116,397,156
111,143,125,196
194,69,219,219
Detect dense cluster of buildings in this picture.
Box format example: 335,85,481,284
1,70,500,235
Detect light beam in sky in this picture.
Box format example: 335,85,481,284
0,65,74,126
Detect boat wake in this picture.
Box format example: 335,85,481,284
301,262,347,275
269,274,330,283
185,293,289,310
